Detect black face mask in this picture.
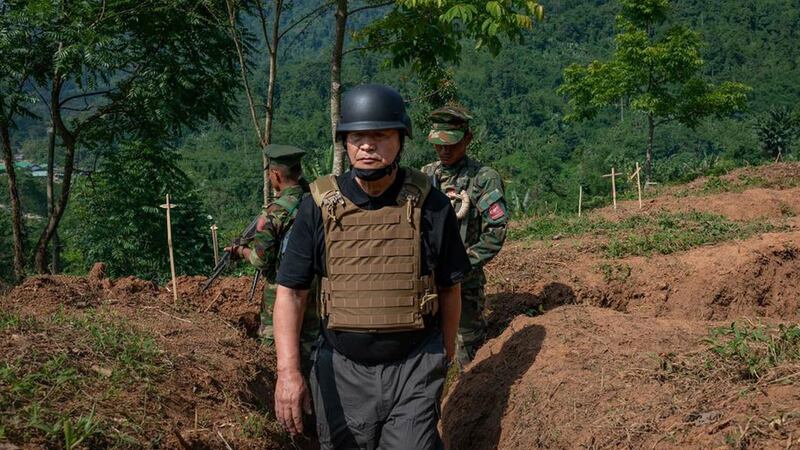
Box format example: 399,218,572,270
353,161,398,181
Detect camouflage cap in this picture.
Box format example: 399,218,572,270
266,144,305,168
427,105,473,145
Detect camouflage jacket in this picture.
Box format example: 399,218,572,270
421,157,508,286
247,184,304,283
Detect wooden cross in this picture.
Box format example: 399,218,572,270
160,194,179,302
602,167,623,210
629,162,643,210
210,224,219,265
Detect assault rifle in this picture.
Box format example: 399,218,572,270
201,215,264,302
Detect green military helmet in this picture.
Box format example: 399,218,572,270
266,144,306,168
427,105,473,145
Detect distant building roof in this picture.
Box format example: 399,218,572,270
31,170,49,177
15,161,33,168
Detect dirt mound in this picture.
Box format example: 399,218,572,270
485,231,800,330
169,275,264,330
0,273,292,449
462,162,800,449
8,275,105,311
684,162,800,191
595,187,800,222
443,306,799,449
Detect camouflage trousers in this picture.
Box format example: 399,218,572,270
455,282,487,369
259,284,321,374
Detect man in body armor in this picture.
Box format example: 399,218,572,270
421,106,509,368
272,85,470,449
226,144,318,370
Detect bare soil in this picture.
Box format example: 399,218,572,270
442,163,800,449
0,268,291,449
3,162,800,449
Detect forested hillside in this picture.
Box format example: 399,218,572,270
2,0,800,281
177,0,800,223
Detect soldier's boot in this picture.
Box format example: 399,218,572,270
455,285,487,369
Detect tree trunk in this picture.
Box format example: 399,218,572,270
46,124,58,273
646,112,654,184
0,121,26,281
35,79,75,273
263,0,283,204
330,0,347,176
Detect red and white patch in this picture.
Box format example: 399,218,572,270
488,202,505,220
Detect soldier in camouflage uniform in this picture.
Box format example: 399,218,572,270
227,144,319,371
421,106,508,368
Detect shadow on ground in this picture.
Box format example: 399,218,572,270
442,324,546,450
487,282,576,338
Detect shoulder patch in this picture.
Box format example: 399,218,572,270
477,188,503,212
488,202,505,221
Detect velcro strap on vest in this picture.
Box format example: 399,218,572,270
322,278,432,292
328,244,414,258
329,261,415,275
340,213,400,226
328,228,413,241
332,296,415,308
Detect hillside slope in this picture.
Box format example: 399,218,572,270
443,162,800,449
2,163,799,449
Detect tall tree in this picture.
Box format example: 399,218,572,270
0,2,46,281
4,0,240,273
225,0,333,203
558,0,750,180
328,0,544,174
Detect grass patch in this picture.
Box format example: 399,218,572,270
707,322,800,380
602,212,779,258
512,211,781,258
510,214,619,241
654,322,800,385
597,262,632,283
0,310,168,447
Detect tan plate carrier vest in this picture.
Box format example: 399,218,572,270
310,169,439,333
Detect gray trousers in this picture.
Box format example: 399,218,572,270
310,332,447,450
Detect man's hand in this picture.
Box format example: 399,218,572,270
275,369,312,435
256,215,268,232
223,245,250,261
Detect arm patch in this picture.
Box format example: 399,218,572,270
477,188,503,212
488,202,505,220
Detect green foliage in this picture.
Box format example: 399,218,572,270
601,212,778,257
755,107,800,160
559,0,751,177
598,262,631,283
64,141,212,281
511,211,781,258
708,322,800,380
6,0,800,277
360,0,543,106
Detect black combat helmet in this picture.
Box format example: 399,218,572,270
336,84,412,139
